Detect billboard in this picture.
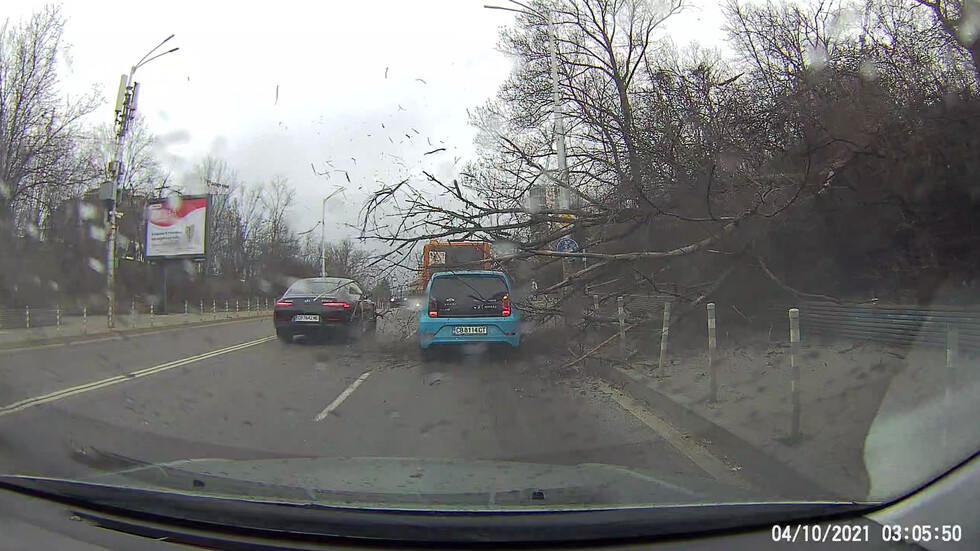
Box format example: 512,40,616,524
145,195,208,259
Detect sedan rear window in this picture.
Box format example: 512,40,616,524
430,274,509,317
285,279,348,296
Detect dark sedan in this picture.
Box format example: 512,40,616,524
273,277,376,343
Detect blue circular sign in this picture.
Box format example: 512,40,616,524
556,237,579,253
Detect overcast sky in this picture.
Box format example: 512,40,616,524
11,0,727,241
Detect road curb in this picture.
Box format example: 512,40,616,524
582,360,841,501
0,315,269,353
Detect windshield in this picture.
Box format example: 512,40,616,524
2,0,979,544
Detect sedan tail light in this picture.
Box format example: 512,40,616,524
275,300,293,307
502,294,512,317
323,302,351,308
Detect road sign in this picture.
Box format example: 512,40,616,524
556,237,579,253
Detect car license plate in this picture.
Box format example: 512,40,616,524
453,326,487,335
293,314,319,322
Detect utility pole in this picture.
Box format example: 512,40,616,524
103,35,178,329
320,187,345,278
548,9,570,215
105,70,137,329
321,199,327,278
548,9,574,306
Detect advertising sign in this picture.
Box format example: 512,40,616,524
145,195,208,259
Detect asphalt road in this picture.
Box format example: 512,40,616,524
0,318,728,488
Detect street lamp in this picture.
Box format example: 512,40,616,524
104,35,179,329
320,187,345,278
484,2,569,212
486,1,575,291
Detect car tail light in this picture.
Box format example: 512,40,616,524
428,299,438,317
275,300,293,307
502,294,512,317
323,302,351,308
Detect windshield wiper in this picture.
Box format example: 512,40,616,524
445,270,489,303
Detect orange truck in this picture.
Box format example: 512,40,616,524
412,240,493,293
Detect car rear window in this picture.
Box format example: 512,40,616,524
429,274,509,318
285,279,348,297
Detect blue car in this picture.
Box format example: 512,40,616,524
418,270,521,360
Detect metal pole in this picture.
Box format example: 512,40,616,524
200,300,204,321
131,299,136,327
547,9,571,288
225,300,229,319
548,9,569,210
106,67,136,330
83,307,88,335
235,299,239,318
150,303,155,327
321,198,327,278
212,299,216,320
707,303,717,402
617,296,626,362
789,308,801,440
162,261,168,315
659,302,671,375
184,300,188,324
56,306,61,335
105,39,178,329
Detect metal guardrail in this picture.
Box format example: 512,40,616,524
798,300,980,351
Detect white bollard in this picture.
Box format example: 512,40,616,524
212,300,216,320
235,299,239,318
25,305,30,329
659,303,671,375
83,307,88,335
789,308,801,440
150,304,155,327
707,303,717,402
944,323,958,449
56,305,61,335
200,300,205,321
131,299,136,327
184,300,189,324
225,300,229,319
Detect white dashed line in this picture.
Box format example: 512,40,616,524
314,371,372,421
0,336,276,418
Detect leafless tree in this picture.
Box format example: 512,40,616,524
912,0,980,77
0,4,100,234
84,115,165,196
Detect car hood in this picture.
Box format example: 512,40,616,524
63,455,767,510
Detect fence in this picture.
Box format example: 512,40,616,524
0,297,272,331
799,300,980,352
573,294,973,441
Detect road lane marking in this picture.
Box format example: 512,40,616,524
594,380,749,488
313,371,372,421
0,336,276,418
